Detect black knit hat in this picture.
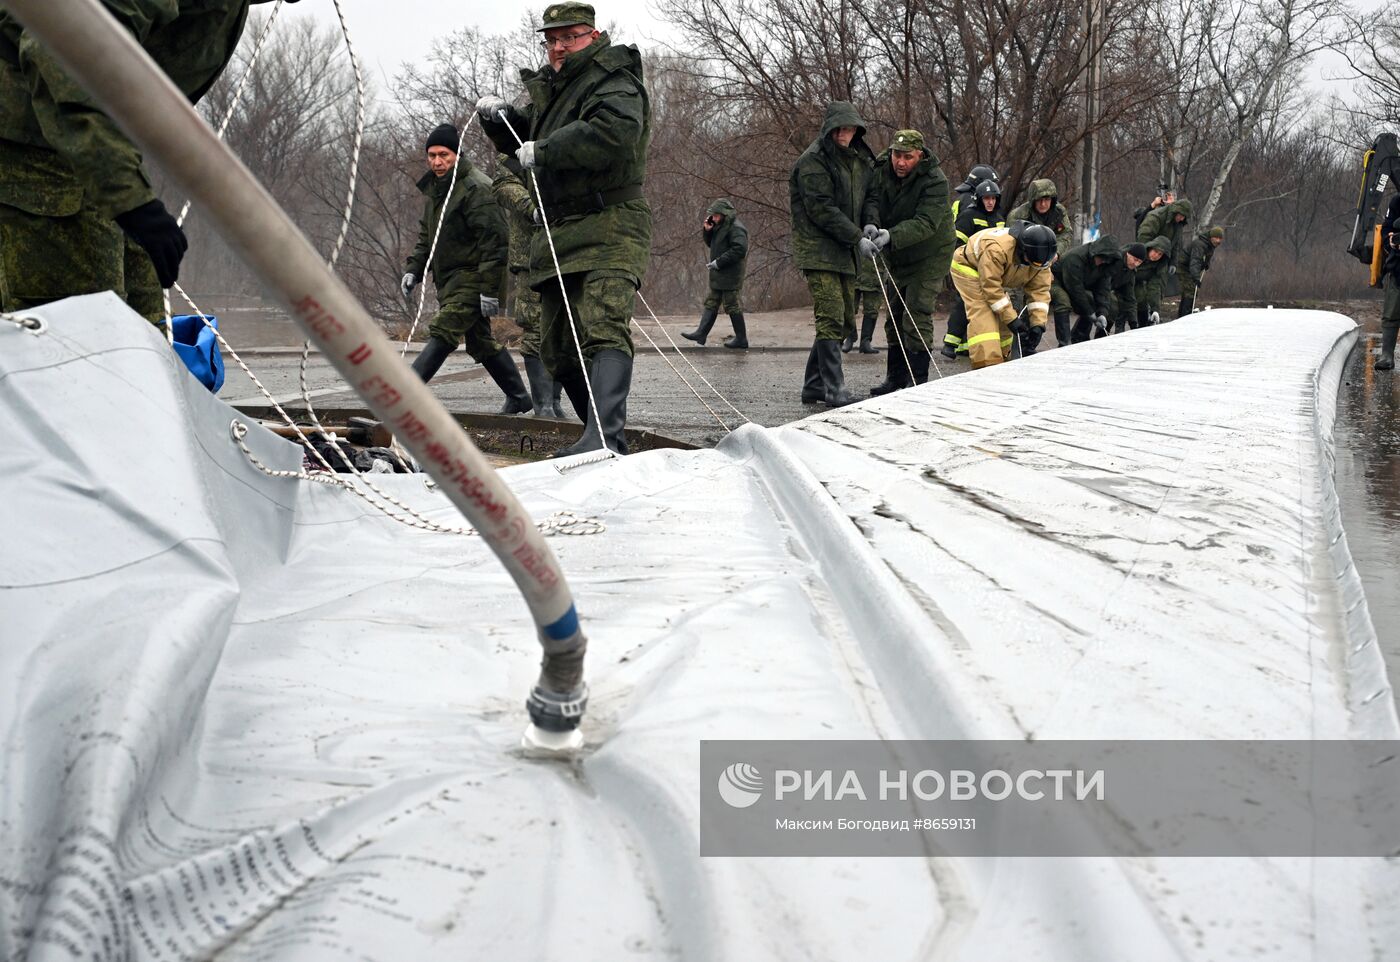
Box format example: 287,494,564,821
1125,242,1148,261
425,124,459,153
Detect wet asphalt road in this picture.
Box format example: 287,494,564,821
211,298,1398,712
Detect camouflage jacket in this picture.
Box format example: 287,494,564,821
1106,248,1138,326
1177,229,1217,282
1052,235,1121,318
481,34,651,290
406,162,507,299
1136,197,1194,262
702,198,748,290
867,147,955,285
1133,236,1175,312
491,154,537,275
0,1,254,219
789,101,877,277
1007,179,1072,256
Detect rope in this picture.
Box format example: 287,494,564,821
634,289,751,427
494,111,611,455
631,319,732,434
872,254,946,381
869,256,917,385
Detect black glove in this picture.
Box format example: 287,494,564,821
1008,315,1030,335
115,199,187,289
1023,325,1044,351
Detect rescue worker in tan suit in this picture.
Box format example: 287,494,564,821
950,222,1058,369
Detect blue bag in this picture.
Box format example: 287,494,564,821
169,313,225,393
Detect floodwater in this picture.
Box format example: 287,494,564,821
1333,319,1400,711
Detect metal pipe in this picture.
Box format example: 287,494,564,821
2,0,588,736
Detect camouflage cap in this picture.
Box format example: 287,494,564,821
889,129,925,153
538,2,596,31
1209,226,1225,239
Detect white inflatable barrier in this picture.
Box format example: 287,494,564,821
2,298,1397,961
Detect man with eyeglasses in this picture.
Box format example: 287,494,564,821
477,2,651,457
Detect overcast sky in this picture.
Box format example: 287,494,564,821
293,0,1366,103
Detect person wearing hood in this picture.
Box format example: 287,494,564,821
861,128,955,393
684,198,749,348
0,0,297,323
492,153,564,417
1008,179,1074,347
477,1,651,456
1133,236,1174,327
950,222,1057,368
401,125,529,415
1136,195,1193,272
1176,225,1224,317
788,100,878,407
1053,234,1121,342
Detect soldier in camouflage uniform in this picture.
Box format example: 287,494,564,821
1176,225,1224,317
789,100,877,407
862,128,955,394
1133,236,1174,327
492,153,565,417
683,198,749,348
0,0,293,323
478,1,651,457
844,253,882,354
1007,179,1073,348
401,124,531,414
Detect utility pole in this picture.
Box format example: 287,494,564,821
1075,0,1104,241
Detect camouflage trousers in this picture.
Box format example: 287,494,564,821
538,269,636,380
1179,272,1202,300
804,269,856,342
511,271,543,357
853,287,881,323
881,270,938,356
1049,280,1072,316
702,285,743,314
428,279,503,363
0,198,162,324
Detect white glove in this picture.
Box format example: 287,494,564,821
475,95,508,121
1093,313,1109,336
873,228,891,250
515,141,537,169
480,294,500,318
1148,310,1160,325
858,237,880,259
706,259,718,270
400,272,417,299
862,224,880,240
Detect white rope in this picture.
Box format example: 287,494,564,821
401,116,477,355
631,319,732,434
872,254,945,381
494,111,611,455
634,290,752,426
868,256,918,386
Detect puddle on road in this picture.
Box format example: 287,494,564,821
1334,323,1400,715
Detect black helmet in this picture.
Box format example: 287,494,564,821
1015,223,1058,267
974,179,1002,201
968,164,998,184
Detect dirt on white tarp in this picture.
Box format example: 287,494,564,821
2,294,1397,961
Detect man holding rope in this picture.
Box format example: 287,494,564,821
402,124,532,414
477,1,651,457
0,0,295,323
862,128,955,396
